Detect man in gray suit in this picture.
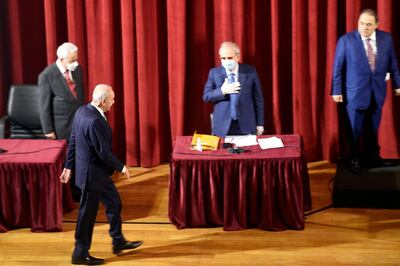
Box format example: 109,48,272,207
38,42,85,201
38,42,84,140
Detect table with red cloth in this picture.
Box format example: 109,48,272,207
0,139,75,232
169,135,312,231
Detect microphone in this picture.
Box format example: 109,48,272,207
228,147,245,154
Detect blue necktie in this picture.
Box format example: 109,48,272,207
228,72,238,120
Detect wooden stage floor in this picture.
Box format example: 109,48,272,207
1,161,399,265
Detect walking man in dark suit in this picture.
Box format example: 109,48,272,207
203,41,264,137
331,9,400,173
60,84,143,265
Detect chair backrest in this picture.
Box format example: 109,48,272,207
7,84,45,139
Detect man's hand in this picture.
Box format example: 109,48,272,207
395,88,400,96
256,126,264,136
221,79,241,95
45,132,56,139
59,168,72,183
332,95,343,103
122,166,131,179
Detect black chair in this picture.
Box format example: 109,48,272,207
0,85,45,139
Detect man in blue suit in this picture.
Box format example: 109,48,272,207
332,9,400,173
60,84,143,265
203,41,264,137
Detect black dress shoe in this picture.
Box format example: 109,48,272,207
349,159,362,174
71,255,104,265
113,240,144,254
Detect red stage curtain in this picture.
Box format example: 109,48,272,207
1,0,400,167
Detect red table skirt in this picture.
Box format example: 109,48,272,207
169,135,311,231
0,139,75,232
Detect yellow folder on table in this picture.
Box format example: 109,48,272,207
191,131,220,150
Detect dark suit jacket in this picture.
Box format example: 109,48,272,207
38,63,84,140
332,30,400,110
64,104,124,191
203,64,264,136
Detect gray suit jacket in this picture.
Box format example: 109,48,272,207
38,63,84,140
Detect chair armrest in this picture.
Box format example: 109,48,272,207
0,115,9,138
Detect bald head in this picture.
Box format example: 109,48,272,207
91,84,115,112
219,41,240,56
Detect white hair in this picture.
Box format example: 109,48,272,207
219,41,240,55
56,42,78,59
92,84,111,102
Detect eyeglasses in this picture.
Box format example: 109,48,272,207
220,57,234,60
359,22,376,27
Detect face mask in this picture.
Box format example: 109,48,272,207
66,61,79,71
221,59,237,71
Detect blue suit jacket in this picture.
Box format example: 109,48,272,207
203,64,264,136
65,104,124,191
332,30,400,110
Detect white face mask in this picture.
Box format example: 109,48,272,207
221,59,237,71
66,61,79,71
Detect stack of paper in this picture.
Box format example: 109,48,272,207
224,135,258,147
258,136,284,149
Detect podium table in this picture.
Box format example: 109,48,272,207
0,139,75,232
169,135,311,231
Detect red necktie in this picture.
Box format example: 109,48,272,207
366,38,376,71
64,70,77,98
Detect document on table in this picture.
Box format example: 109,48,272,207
258,136,284,149
224,135,259,147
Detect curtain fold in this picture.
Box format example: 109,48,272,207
1,0,400,166
0,0,8,108
166,0,186,140
120,0,140,165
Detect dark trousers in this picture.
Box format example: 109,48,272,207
345,97,382,161
70,172,81,202
227,119,243,135
72,180,126,258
